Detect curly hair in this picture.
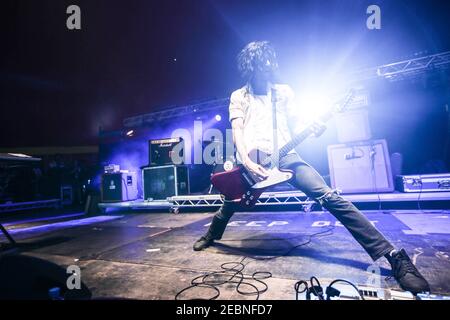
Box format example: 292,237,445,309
237,41,279,82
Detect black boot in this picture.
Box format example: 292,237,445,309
193,203,235,251
193,236,214,251
387,249,430,294
193,215,229,251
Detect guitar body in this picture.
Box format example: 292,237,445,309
210,149,294,209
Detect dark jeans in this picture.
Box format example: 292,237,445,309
204,153,395,261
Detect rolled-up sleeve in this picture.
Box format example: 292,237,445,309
228,90,245,122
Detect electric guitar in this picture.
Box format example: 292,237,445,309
210,89,356,209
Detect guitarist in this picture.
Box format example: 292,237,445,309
193,41,429,295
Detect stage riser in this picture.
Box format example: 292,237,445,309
98,191,450,211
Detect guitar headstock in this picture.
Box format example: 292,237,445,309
334,88,356,113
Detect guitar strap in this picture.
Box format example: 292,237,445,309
271,88,279,166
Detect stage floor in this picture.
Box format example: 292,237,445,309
1,209,450,299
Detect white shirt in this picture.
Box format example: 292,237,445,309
228,83,302,161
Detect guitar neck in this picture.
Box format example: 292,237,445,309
263,111,333,166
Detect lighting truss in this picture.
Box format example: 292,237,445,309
123,98,230,128
169,191,315,210
350,51,450,82
377,51,450,79
168,190,450,209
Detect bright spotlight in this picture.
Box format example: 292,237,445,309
126,130,134,137
215,114,222,122
296,92,333,122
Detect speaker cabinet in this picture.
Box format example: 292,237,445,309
334,109,371,143
142,165,189,200
327,139,394,194
101,172,138,202
149,137,184,166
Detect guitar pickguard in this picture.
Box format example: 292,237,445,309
251,167,294,190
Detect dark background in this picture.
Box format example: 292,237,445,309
1,0,450,150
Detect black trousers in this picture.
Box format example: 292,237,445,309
204,154,395,261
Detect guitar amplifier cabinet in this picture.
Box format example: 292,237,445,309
334,109,371,143
149,137,184,166
327,139,394,194
396,174,450,192
142,165,189,200
101,172,138,202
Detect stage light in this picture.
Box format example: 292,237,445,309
7,153,32,158
215,114,222,122
296,92,333,122
126,130,134,137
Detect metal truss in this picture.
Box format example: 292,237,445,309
377,51,450,79
170,194,224,207
351,51,450,82
169,191,315,208
123,98,230,128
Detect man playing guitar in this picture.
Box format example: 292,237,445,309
193,41,429,295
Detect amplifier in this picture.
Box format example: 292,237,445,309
327,139,394,194
101,172,138,202
149,137,184,166
142,165,189,200
396,173,450,192
104,164,120,174
334,109,371,143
